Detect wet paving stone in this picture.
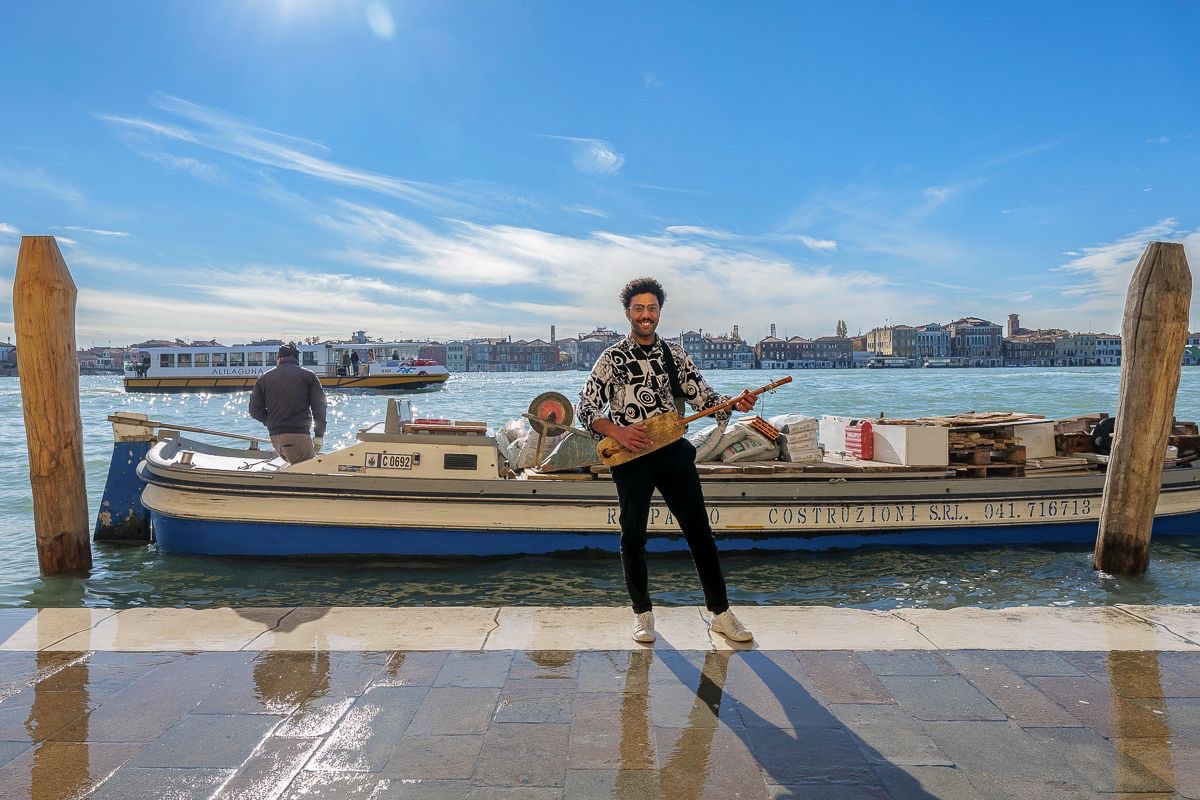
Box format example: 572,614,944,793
1029,675,1171,738
827,703,954,766
382,734,485,780
493,688,575,724
435,653,513,688
373,779,472,800
876,674,1007,721
943,650,1083,727
126,712,285,768
656,726,768,800
872,764,985,800
308,686,428,771
409,688,500,735
0,643,1197,798
375,652,450,687
746,724,877,786
89,766,235,800
792,651,894,705
473,723,569,787
859,651,955,676
576,651,652,693
217,736,322,800
0,741,142,800
506,652,577,688
563,768,661,800
49,651,256,743
998,651,1088,678
280,769,382,799
1027,726,1171,793
921,720,1095,799
568,692,657,771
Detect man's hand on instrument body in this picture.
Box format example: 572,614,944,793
732,390,757,413
612,422,650,452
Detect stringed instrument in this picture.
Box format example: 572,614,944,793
596,376,793,467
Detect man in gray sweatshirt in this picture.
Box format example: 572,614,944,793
249,343,328,464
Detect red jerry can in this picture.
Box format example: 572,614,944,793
844,420,874,460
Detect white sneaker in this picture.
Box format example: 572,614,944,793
710,609,753,642
632,610,656,643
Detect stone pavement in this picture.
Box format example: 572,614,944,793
0,606,1197,799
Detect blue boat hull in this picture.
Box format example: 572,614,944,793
149,510,1200,557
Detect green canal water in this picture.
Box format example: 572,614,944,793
1,369,1198,609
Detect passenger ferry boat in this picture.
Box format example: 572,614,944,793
123,342,449,393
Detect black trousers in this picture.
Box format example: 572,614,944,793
610,438,730,614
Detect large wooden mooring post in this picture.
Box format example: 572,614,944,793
13,236,92,573
1094,241,1192,575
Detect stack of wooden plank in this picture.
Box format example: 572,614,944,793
878,412,1043,478
946,430,1027,478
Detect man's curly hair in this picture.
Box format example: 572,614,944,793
619,277,666,308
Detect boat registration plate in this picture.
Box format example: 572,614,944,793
366,452,417,470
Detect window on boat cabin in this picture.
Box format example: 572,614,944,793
194,353,210,367
159,353,174,368
302,350,317,366
212,353,227,367
247,351,264,367
229,352,246,367
177,353,192,368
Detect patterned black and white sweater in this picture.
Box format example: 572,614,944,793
577,335,731,433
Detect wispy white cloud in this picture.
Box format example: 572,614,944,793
0,223,18,237
539,134,624,175
100,94,461,211
1148,136,1170,144
667,226,838,252
364,2,395,39
145,151,223,183
566,205,611,219
0,164,85,205
60,226,130,238
781,234,838,252
642,72,665,89
665,225,736,240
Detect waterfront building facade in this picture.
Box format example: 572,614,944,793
444,342,468,372
1095,335,1122,367
1003,335,1058,367
1054,333,1098,367
946,317,1003,367
914,324,951,360
865,325,917,358
1184,334,1200,367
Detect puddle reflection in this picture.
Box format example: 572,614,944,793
1109,650,1177,791
27,651,90,800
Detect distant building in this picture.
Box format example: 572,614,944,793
865,325,917,358
465,336,560,372
914,323,951,360
1054,333,1098,367
1185,334,1200,367
1003,334,1058,367
444,342,468,372
1096,335,1122,366
947,317,1003,367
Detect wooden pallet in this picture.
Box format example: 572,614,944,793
955,463,1026,478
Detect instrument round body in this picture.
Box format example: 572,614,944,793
596,411,687,467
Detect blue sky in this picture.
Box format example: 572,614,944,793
1,1,1197,348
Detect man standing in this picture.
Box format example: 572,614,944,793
577,277,756,643
249,343,328,464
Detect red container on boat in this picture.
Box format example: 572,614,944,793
844,420,874,460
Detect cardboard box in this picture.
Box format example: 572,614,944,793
819,416,949,466
1014,422,1056,459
